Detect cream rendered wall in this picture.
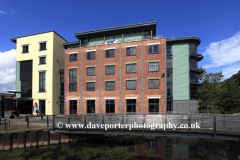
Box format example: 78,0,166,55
52,33,66,114
16,32,55,115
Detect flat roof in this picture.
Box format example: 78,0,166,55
166,36,201,45
74,21,157,40
10,30,67,43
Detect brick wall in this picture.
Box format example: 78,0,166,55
64,38,166,114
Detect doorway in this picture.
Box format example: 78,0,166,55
126,99,136,112
39,100,45,115
149,99,159,112
87,100,95,113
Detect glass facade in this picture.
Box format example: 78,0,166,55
69,69,77,91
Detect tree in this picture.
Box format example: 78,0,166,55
198,68,224,107
217,78,240,114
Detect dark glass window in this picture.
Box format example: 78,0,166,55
127,99,136,112
126,47,136,56
39,72,46,92
69,100,77,114
126,80,136,90
190,86,198,99
39,57,46,64
106,49,115,58
60,72,64,96
148,45,159,54
21,80,32,97
167,59,172,68
106,81,115,90
39,100,45,115
40,42,46,51
69,53,77,62
149,99,159,112
167,45,172,55
190,59,198,69
148,62,159,72
60,101,64,114
106,100,115,113
69,69,77,91
149,79,159,89
126,63,136,73
87,100,95,113
22,45,28,53
87,82,95,91
106,65,115,75
87,51,95,60
87,67,95,76
167,101,172,111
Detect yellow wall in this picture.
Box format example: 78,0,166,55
16,31,66,115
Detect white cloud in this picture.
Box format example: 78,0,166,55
0,49,16,93
202,31,240,68
0,10,7,15
222,64,240,78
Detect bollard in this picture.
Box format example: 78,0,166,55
9,120,10,128
47,116,49,127
4,119,6,131
213,116,216,137
53,115,55,129
188,115,191,136
27,117,29,129
41,114,43,120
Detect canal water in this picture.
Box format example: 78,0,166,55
0,136,239,160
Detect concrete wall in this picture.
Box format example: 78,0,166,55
173,100,198,113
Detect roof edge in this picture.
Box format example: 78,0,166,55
166,36,201,45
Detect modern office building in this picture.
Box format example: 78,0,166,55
10,31,67,115
62,21,203,114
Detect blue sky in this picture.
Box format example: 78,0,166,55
0,0,240,93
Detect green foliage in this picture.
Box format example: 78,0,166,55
198,109,221,114
217,78,240,114
198,68,224,107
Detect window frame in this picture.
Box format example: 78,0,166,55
69,69,77,92
39,71,46,92
87,82,95,91
148,62,159,72
126,63,137,74
148,45,159,54
39,42,47,51
148,79,159,89
22,45,29,53
105,65,115,75
69,100,77,114
106,99,115,113
126,47,136,56
86,67,95,76
87,51,95,60
126,80,137,90
39,57,46,65
106,49,115,58
105,81,115,90
69,53,77,62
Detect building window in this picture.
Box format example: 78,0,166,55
39,57,46,64
87,100,95,113
106,81,115,90
126,80,136,90
106,100,115,113
148,45,159,54
106,49,115,58
69,69,77,91
87,67,95,76
87,51,95,60
126,47,136,56
69,100,77,114
87,82,95,91
69,53,77,62
39,72,45,92
39,42,46,51
149,79,159,89
60,72,64,96
22,45,28,53
149,99,159,112
127,99,136,112
126,63,136,73
106,65,115,75
148,62,159,72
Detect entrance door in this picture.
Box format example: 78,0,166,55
126,99,136,112
106,99,115,113
149,99,159,112
87,100,95,113
39,100,45,115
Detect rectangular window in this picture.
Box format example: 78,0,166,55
39,57,46,64
87,100,95,113
39,72,46,92
69,100,77,114
69,69,77,91
87,67,95,76
87,82,95,91
148,62,159,72
22,45,28,53
126,80,136,90
126,47,136,56
126,63,136,73
40,42,46,51
106,100,115,113
149,79,159,89
60,72,64,96
105,65,115,75
69,53,77,62
127,99,136,112
87,51,95,60
148,45,159,54
106,49,115,58
149,99,159,112
106,81,115,90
